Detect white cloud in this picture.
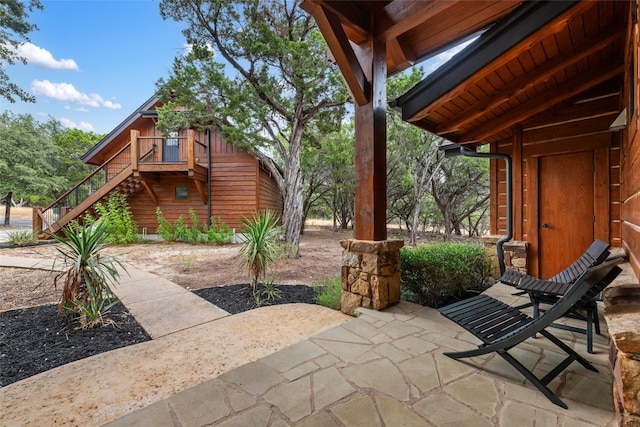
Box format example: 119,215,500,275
182,42,214,57
30,80,122,110
425,38,477,75
59,117,94,132
17,43,79,70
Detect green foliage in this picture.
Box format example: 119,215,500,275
6,229,38,246
313,276,342,310
156,208,175,241
157,0,348,250
0,0,43,103
236,210,281,293
259,279,283,300
173,215,190,242
207,216,233,244
400,243,491,308
49,222,125,328
155,208,233,244
93,192,138,244
0,112,67,203
52,128,103,187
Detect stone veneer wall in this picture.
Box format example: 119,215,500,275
340,239,404,316
481,236,528,277
602,262,640,426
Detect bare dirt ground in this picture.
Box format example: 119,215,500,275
0,207,350,311
0,222,351,312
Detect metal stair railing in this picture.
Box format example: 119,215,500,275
36,143,132,232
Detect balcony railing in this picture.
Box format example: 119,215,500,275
34,129,207,232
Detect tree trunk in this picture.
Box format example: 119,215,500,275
280,126,304,258
3,192,12,226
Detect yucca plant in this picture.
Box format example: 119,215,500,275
49,221,126,328
236,210,281,293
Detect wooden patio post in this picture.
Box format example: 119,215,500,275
354,35,387,241
301,1,404,315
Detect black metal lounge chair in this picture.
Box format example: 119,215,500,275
517,271,614,354
500,239,610,288
438,257,623,409
500,239,611,353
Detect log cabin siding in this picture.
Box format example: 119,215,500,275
79,103,282,235
621,17,640,277
490,83,623,275
128,175,208,231
258,168,283,214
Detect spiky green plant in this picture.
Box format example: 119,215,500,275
236,210,281,293
49,222,125,327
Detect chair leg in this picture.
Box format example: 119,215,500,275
586,310,593,354
497,349,568,409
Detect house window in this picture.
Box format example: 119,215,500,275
175,186,188,200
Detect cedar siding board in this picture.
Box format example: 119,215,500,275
622,7,640,278
40,97,282,235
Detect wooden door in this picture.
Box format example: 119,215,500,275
538,151,594,278
163,131,180,162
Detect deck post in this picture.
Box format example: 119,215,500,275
187,129,196,171
130,130,140,171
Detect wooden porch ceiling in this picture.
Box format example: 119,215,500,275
300,0,522,105
390,0,629,146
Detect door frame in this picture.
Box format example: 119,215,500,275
525,134,610,277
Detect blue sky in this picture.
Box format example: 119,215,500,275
3,0,470,136
3,0,186,134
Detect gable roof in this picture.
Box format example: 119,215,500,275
81,94,160,163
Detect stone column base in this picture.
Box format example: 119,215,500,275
340,239,404,316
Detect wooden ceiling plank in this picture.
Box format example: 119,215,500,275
304,3,369,106
461,65,623,143
437,25,624,133
403,1,591,121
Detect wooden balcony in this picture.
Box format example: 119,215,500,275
130,129,209,181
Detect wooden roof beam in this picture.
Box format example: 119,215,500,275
462,64,624,143
301,0,369,43
302,2,369,106
436,25,626,133
376,1,454,42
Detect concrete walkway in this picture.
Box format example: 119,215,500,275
0,255,617,426
0,255,229,338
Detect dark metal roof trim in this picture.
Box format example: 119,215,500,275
81,94,160,163
390,1,580,121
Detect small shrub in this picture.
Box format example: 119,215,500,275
49,222,125,328
173,215,191,242
93,192,138,244
156,208,175,242
176,252,197,272
207,216,233,244
259,279,283,300
236,210,281,293
400,243,491,308
7,229,38,246
155,209,233,245
313,276,342,310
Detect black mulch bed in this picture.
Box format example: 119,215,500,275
0,302,150,387
193,284,317,315
0,284,317,387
